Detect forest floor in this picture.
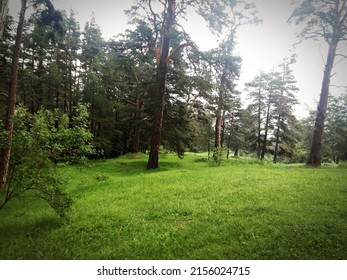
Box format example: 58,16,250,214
0,153,346,259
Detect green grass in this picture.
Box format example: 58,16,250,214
0,153,346,260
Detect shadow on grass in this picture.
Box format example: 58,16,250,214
0,216,62,240
111,160,186,176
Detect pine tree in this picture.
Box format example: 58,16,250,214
290,0,347,166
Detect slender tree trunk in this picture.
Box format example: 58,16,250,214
0,0,27,188
273,120,280,163
307,40,338,166
0,0,8,42
226,115,234,159
257,96,262,158
147,0,176,169
214,71,226,148
234,147,239,157
132,93,144,153
214,113,222,148
261,92,272,160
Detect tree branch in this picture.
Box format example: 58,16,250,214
166,42,189,62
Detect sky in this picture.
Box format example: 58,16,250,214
8,0,347,118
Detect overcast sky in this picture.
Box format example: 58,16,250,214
8,0,347,118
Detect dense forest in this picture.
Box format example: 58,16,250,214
0,0,346,185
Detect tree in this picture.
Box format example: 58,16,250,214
324,93,347,162
290,0,347,166
245,72,269,158
0,0,61,188
108,22,156,155
246,69,298,161
127,0,259,169
0,0,8,42
198,0,259,162
0,0,27,189
0,105,92,215
272,57,299,163
131,0,186,169
206,41,241,150
260,72,281,160
0,14,13,118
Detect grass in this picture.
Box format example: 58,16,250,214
0,153,346,260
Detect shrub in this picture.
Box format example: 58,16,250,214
0,105,93,216
211,146,224,166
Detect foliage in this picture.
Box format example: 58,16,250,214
244,59,300,162
211,146,225,166
324,94,347,162
290,0,347,166
0,0,345,170
0,104,93,216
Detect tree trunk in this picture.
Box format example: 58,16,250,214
147,0,175,169
214,113,222,148
132,93,144,153
256,95,262,158
307,39,337,166
226,115,234,159
273,122,280,163
0,0,8,42
0,0,27,188
261,92,272,160
214,71,226,148
147,60,168,169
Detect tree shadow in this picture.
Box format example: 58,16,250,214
0,216,63,241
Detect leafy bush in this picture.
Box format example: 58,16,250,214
211,146,224,166
0,105,93,216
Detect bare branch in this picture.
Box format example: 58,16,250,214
333,56,347,67
330,84,347,89
336,53,347,59
166,42,189,62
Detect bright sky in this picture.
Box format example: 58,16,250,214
8,0,347,118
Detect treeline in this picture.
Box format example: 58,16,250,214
1,1,346,165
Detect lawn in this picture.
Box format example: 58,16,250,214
0,153,346,260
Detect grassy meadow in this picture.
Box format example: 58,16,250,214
0,153,346,260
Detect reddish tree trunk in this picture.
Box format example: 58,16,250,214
307,39,337,166
147,0,176,169
214,71,227,148
214,114,222,148
147,58,169,169
0,0,27,188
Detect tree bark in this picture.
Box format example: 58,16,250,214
273,121,280,163
147,67,167,169
132,93,144,153
214,71,227,148
256,92,262,159
214,113,223,148
147,0,176,169
0,0,8,42
0,0,27,188
261,91,272,160
307,39,338,166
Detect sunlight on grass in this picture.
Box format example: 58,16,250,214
0,154,346,259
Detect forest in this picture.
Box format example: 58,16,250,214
0,0,346,260
1,0,347,167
